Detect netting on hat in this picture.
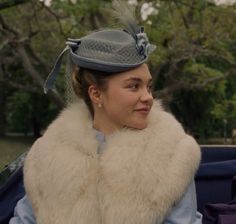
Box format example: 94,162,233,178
76,38,144,64
65,53,77,105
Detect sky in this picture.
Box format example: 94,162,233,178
41,0,236,9
215,0,236,4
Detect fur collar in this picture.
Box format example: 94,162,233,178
24,100,200,224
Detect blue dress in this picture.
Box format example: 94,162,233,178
10,130,202,224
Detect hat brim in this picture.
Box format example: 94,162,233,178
70,49,147,73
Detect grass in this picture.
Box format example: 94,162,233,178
0,136,35,171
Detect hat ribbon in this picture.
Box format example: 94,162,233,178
43,39,81,94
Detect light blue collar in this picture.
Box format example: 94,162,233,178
93,129,106,154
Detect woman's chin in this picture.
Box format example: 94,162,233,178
126,121,148,130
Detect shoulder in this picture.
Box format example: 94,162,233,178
23,100,86,172
28,100,92,151
164,181,202,224
148,100,200,159
24,100,95,174
149,100,186,141
151,100,184,129
44,100,91,139
23,101,97,209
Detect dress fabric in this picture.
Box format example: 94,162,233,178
9,130,202,224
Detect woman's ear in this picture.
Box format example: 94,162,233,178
88,85,102,105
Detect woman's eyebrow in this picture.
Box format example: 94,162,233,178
124,77,142,82
124,77,152,83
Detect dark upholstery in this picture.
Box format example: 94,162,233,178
232,176,236,200
195,146,236,213
200,146,236,163
0,167,25,224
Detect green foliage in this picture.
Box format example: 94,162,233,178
144,0,236,142
1,0,236,142
7,91,58,135
7,92,31,134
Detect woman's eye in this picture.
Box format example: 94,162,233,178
128,83,139,90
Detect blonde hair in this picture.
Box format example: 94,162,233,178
72,66,112,116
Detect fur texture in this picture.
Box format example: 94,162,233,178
24,100,201,224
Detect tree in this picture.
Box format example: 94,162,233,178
143,0,236,141
0,0,235,141
0,8,64,109
0,0,109,135
0,60,6,136
0,0,30,10
144,0,236,100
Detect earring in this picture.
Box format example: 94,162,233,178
98,103,102,108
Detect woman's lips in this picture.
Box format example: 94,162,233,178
134,108,150,115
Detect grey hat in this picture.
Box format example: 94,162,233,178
69,28,154,72
44,3,156,93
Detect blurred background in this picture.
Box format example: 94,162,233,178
0,0,236,170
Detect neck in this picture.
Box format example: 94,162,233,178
93,111,123,136
92,122,122,136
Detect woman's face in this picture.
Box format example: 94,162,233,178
96,64,153,132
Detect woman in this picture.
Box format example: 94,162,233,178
10,2,202,224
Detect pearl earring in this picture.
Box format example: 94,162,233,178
98,103,102,108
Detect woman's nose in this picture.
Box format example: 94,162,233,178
140,88,153,102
